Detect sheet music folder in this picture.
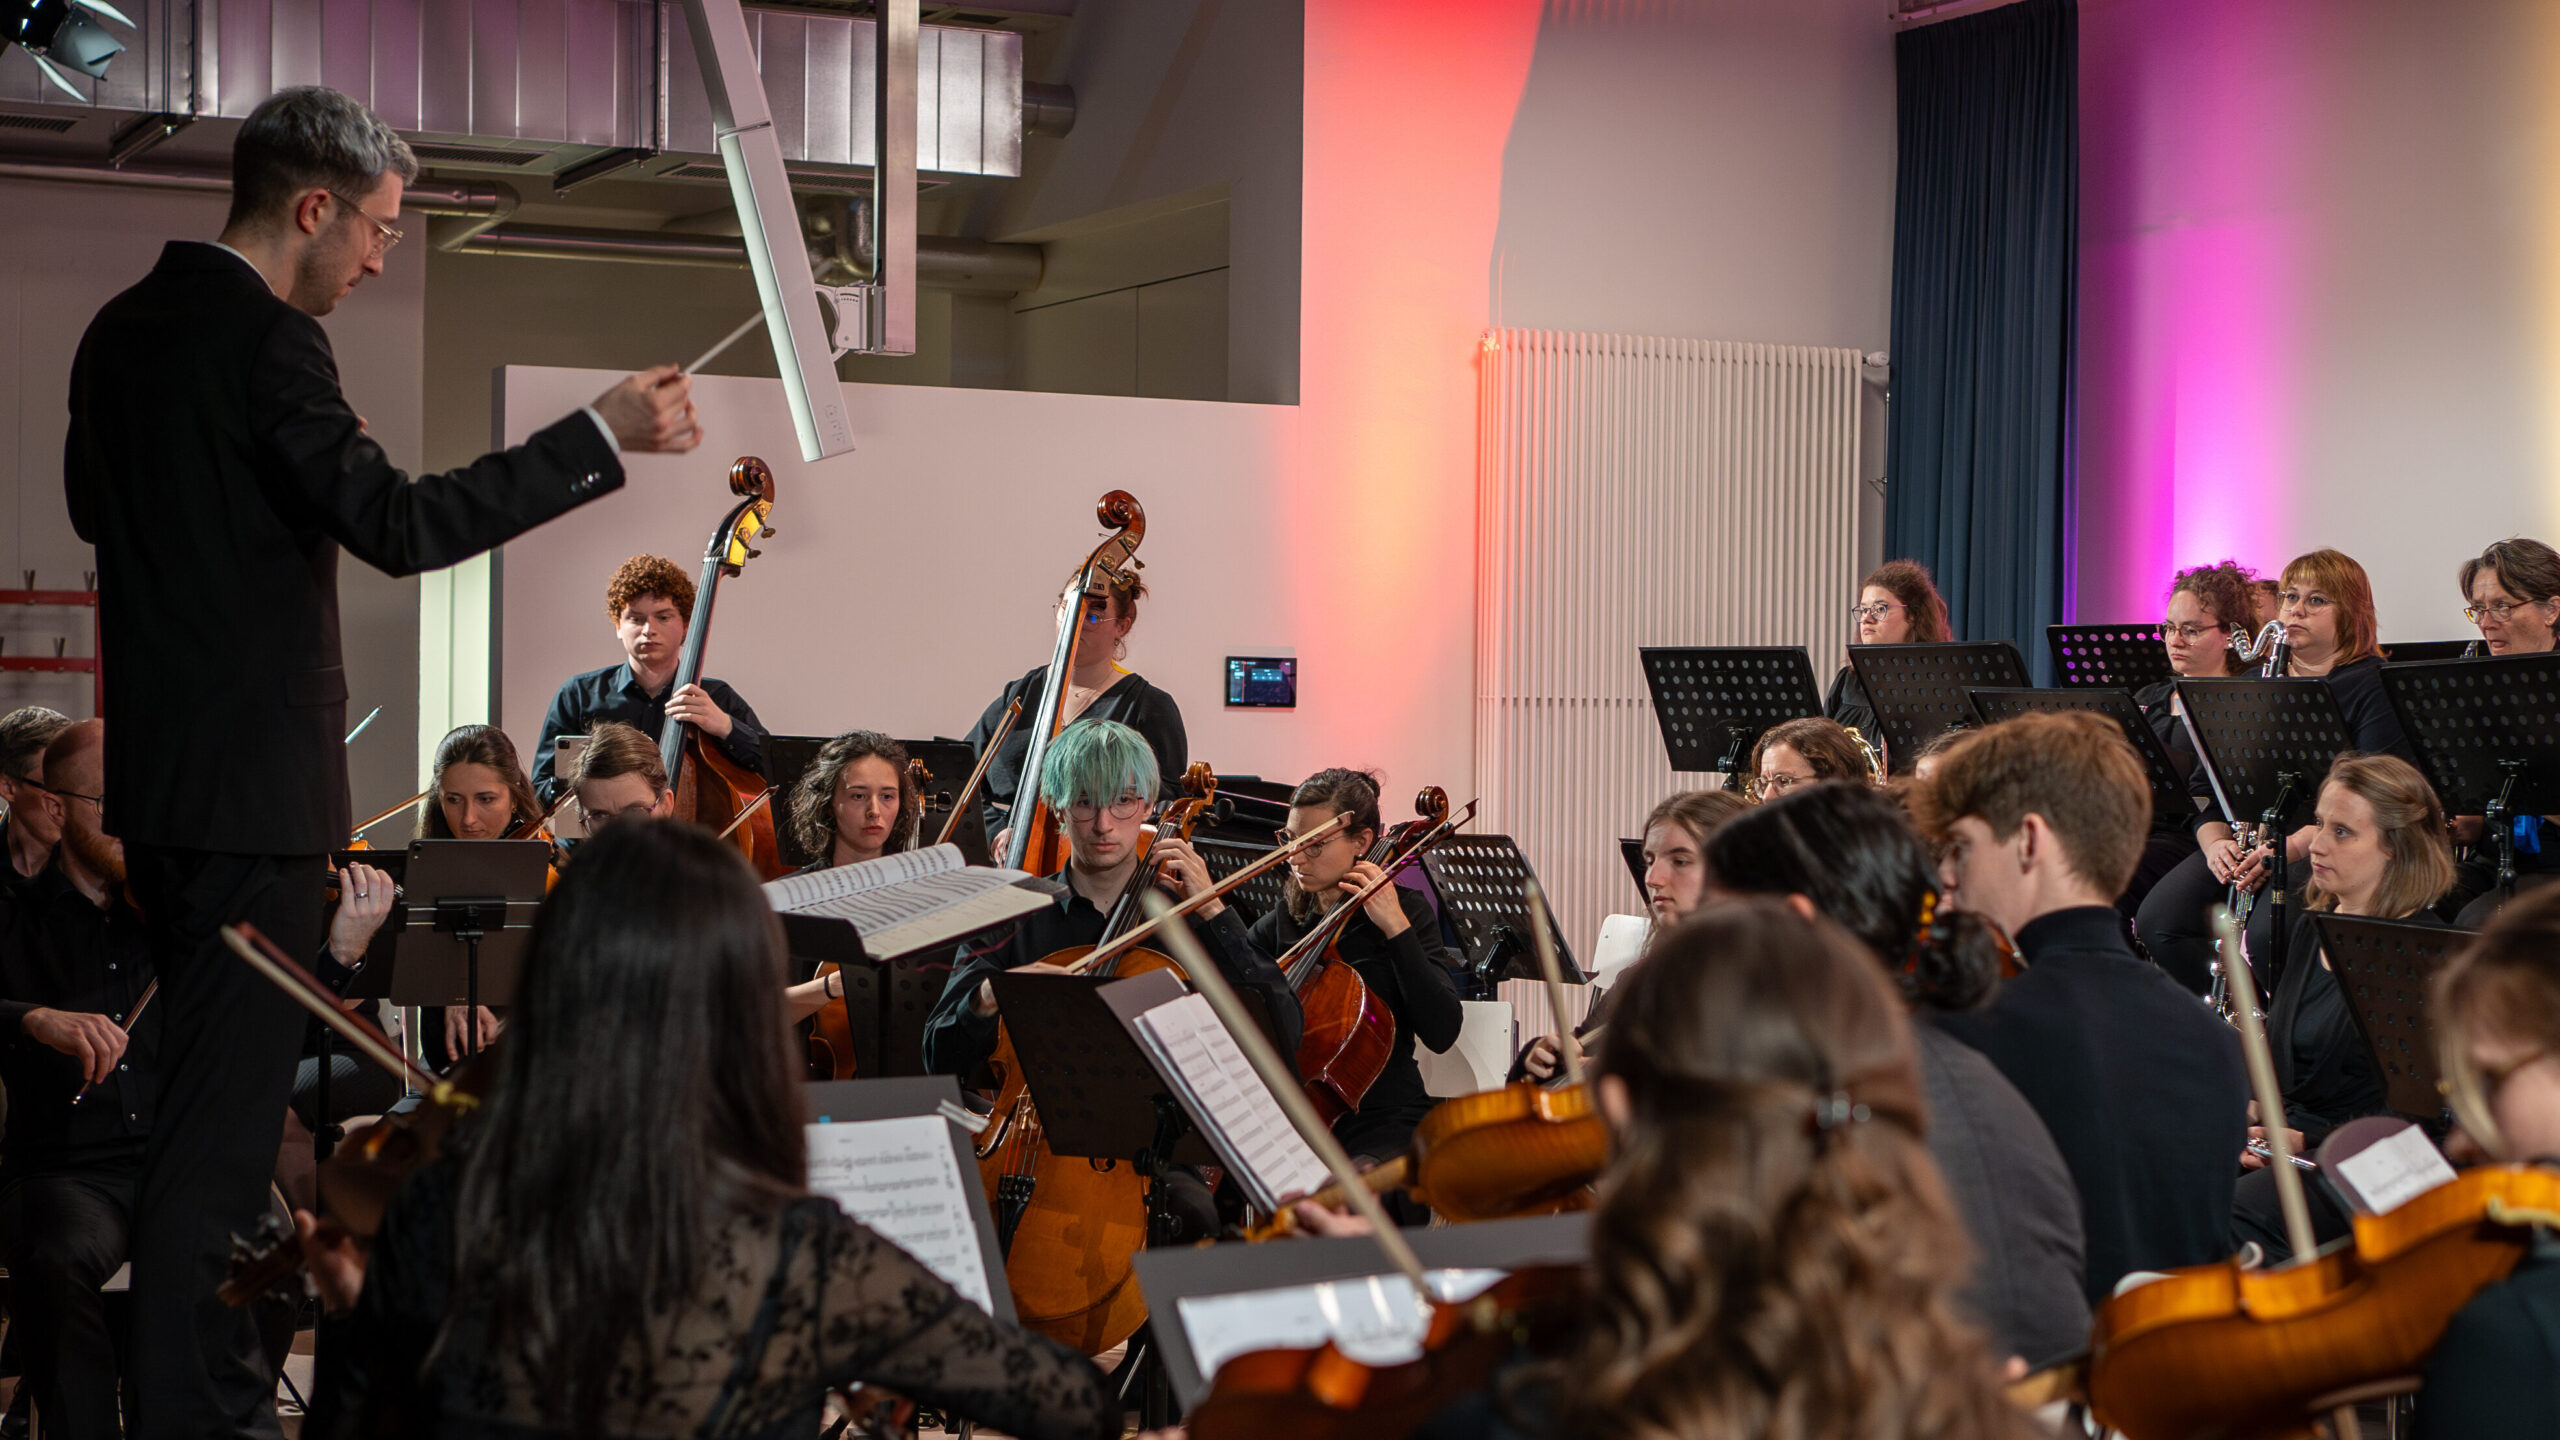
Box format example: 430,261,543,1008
802,1076,1017,1325
1132,1212,1590,1412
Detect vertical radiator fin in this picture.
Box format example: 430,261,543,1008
1475,329,1862,959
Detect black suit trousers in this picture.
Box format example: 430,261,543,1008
0,1165,137,1440
123,847,323,1440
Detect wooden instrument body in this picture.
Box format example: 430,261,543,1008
2087,1165,2560,1439
1295,955,1397,1124
975,944,1181,1353
658,457,785,881
672,735,787,879
1003,490,1146,880
1408,1081,1607,1224
806,962,857,1081
1186,1264,1582,1440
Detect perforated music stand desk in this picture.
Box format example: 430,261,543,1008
2380,652,2560,897
1847,642,2031,774
2317,915,2475,1124
983,968,1218,1170
386,840,551,1013
1421,833,1580,981
1966,688,2186,820
802,1075,1017,1325
1637,646,1824,777
1133,1211,1590,1412
2383,641,2479,664
2047,624,2175,692
2174,678,2353,834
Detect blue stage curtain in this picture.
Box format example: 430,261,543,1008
1885,0,2077,680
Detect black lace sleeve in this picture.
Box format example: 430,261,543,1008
792,1203,1116,1440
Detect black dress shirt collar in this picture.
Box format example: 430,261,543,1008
2015,904,2137,961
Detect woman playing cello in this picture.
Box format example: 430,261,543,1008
1249,769,1463,1167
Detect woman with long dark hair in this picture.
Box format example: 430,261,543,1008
307,821,1116,1440
1421,900,2032,1440
1702,784,2089,1370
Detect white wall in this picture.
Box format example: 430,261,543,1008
0,176,425,811
491,367,1486,793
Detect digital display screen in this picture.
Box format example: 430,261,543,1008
1225,656,1297,708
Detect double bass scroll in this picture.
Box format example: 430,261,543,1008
658,457,787,879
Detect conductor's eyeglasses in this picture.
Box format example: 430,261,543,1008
1068,793,1149,823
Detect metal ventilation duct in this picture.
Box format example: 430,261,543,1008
0,0,1039,182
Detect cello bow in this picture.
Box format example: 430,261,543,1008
942,698,1021,847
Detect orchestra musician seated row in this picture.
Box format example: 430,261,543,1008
0,706,70,891
1414,899,2033,1440
533,553,768,809
1701,783,2089,1371
2121,559,2253,919
2230,753,2453,1264
298,819,1120,1440
1749,715,1874,799
1823,558,1952,747
2448,538,2560,926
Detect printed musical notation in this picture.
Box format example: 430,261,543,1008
804,1113,997,1313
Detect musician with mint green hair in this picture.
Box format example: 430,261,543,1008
921,718,1300,1086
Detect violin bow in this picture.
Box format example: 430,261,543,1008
1143,891,1432,1292
1271,802,1477,982
1064,812,1354,977
941,698,1021,847
221,922,444,1099
350,789,430,841
1524,879,1586,1088
67,977,158,1108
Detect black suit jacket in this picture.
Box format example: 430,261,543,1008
1934,905,2250,1302
65,242,623,855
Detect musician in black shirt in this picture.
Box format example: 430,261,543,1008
0,721,156,1440
0,706,70,892
1244,769,1463,1165
2121,561,2254,922
533,555,767,806
1824,559,1951,743
2450,538,2560,927
965,566,1185,854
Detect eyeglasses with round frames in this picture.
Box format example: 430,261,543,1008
1067,793,1149,823
2156,621,2227,642
1850,601,1904,622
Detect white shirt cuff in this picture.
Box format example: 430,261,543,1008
581,406,620,454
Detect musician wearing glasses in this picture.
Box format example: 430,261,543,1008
2119,562,2256,920
2137,549,2414,995
966,569,1187,857
922,720,1297,1086
1824,560,1953,744
2449,539,2560,925
1750,717,1876,802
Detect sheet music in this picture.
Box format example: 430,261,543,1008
1132,993,1332,1212
1176,1269,1506,1383
2329,1126,2459,1216
803,1115,996,1314
1499,979,1595,1059
764,845,1050,959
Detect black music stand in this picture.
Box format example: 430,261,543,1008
1196,837,1287,924
386,840,551,1059
780,912,941,1079
1421,834,1578,995
1966,688,2187,820
2318,915,2476,1127
1619,838,1647,906
2380,652,2560,902
2177,678,2354,976
1847,642,2030,775
2047,624,2175,693
904,738,993,867
1132,1211,1590,1412
1638,646,1824,785
802,1075,1017,1325
2383,640,2480,664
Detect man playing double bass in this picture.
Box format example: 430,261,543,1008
64,86,699,1438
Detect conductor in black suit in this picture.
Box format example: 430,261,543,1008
63,87,700,1439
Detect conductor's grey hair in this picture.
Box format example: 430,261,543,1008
227,86,418,230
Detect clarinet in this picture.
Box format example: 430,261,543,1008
2207,623,2292,1017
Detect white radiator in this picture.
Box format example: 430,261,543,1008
1474,329,1863,961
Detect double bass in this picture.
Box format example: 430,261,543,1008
658,457,787,880
1000,491,1146,877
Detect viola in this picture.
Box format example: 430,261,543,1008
658,457,787,880
1276,789,1464,1125
972,761,1221,1354
214,921,488,1306
1001,491,1145,878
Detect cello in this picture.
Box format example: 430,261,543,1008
1274,789,1468,1124
1000,491,1146,877
658,457,787,880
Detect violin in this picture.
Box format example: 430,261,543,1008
972,761,1222,1354
344,788,429,851
1276,789,1468,1125
658,457,787,880
1001,491,1145,878
213,921,487,1306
